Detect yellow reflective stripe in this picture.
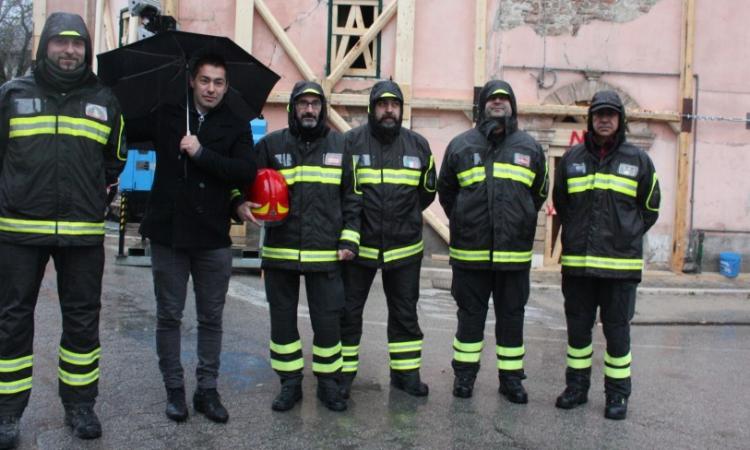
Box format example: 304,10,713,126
313,343,342,358
339,229,361,245
493,250,533,263
646,172,659,211
342,362,358,373
383,241,424,263
59,346,101,366
59,30,82,36
604,351,632,367
270,340,302,354
0,377,32,394
0,355,33,372
352,155,363,195
388,340,423,353
341,345,360,357
279,166,342,185
561,255,643,271
567,173,638,197
539,160,549,197
0,217,104,235
423,155,436,193
457,167,486,188
567,357,592,369
449,247,491,262
356,168,381,184
300,250,338,262
230,189,241,201
9,115,56,138
604,366,631,379
390,358,421,370
271,359,304,372
58,367,99,386
356,168,421,186
453,338,483,353
493,163,535,187
497,359,524,370
454,351,481,363
116,114,126,161
58,116,111,144
262,246,300,261
312,357,343,373
567,344,593,358
359,246,379,259
496,345,525,358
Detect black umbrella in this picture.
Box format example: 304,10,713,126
97,30,280,131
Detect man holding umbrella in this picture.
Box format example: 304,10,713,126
0,12,125,447
126,54,256,424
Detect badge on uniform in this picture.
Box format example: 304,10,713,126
274,153,293,167
324,152,343,167
403,156,421,169
13,98,42,115
617,163,639,177
85,103,108,121
473,152,482,166
569,162,586,175
513,152,531,168
354,154,371,167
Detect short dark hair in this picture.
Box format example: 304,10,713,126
190,54,227,78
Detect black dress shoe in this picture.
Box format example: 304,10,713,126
64,405,102,439
452,375,476,399
498,378,528,404
317,378,347,412
193,388,229,423
272,380,303,412
165,387,188,422
390,370,429,397
555,386,588,409
0,416,20,450
604,393,628,420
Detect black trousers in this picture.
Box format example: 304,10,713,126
561,275,637,397
450,268,529,378
0,242,103,416
340,261,424,374
265,268,344,380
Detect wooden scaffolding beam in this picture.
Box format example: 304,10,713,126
235,0,255,53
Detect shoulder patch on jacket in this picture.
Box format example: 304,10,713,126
85,103,108,121
403,155,422,169
13,98,42,115
568,162,586,175
513,152,530,168
617,163,639,178
324,152,343,166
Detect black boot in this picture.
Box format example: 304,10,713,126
390,370,429,397
193,388,229,423
452,374,476,399
604,392,628,420
555,367,590,409
317,377,347,412
64,405,102,440
0,416,20,450
272,378,303,412
339,373,356,400
498,371,528,404
165,387,188,422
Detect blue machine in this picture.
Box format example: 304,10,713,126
120,149,156,192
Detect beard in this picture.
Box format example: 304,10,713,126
378,115,398,128
299,115,318,128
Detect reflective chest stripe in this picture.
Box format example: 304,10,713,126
561,255,643,271
493,163,535,187
356,168,421,186
9,115,112,145
567,173,638,198
0,217,105,235
279,166,342,185
457,166,486,188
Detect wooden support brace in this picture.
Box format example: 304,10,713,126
255,0,317,81
235,0,255,53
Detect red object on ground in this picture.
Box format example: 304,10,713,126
248,168,289,221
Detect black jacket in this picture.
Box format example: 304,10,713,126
256,81,360,272
346,80,436,269
128,96,255,249
438,80,548,270
553,90,660,280
0,12,126,246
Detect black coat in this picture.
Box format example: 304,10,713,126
128,98,255,249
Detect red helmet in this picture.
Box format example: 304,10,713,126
247,168,289,222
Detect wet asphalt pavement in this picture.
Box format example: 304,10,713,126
10,236,750,449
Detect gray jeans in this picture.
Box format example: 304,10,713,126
150,243,232,390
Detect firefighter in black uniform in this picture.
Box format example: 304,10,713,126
552,90,660,420
242,81,360,412
437,80,548,402
339,80,436,398
0,13,125,448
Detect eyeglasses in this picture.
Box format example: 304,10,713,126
295,100,322,110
